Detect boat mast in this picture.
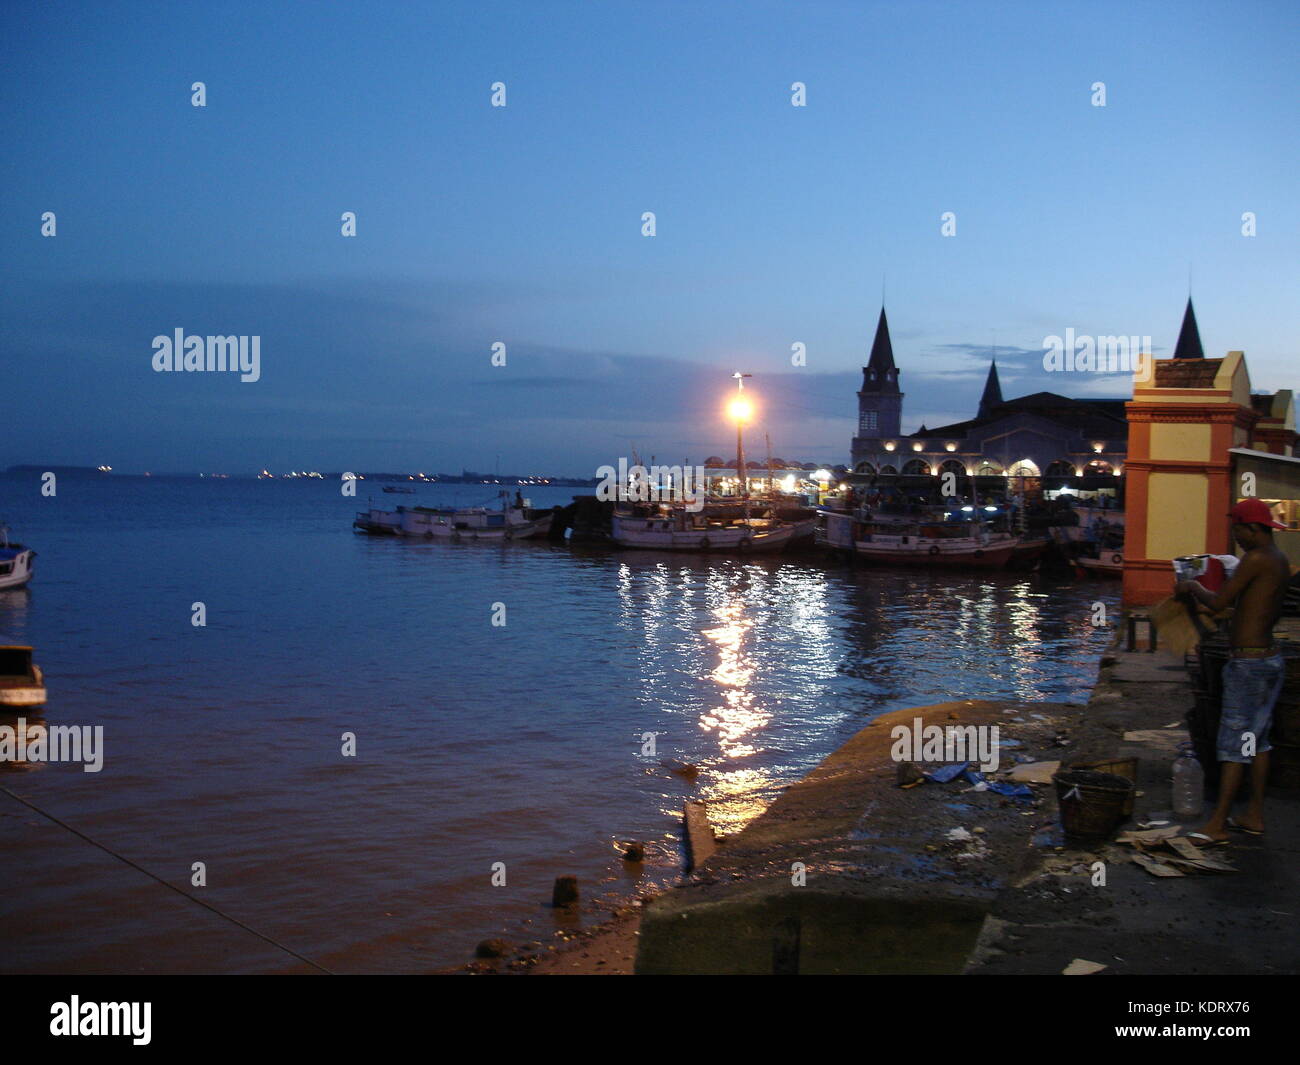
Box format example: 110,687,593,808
765,432,774,499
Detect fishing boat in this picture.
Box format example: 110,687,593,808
382,485,416,494
780,508,820,546
0,526,36,590
352,507,403,535
820,507,862,553
1058,506,1125,544
1075,548,1124,577
1007,535,1051,569
0,646,45,707
1060,506,1124,577
611,502,796,552
355,493,551,540
852,515,1017,568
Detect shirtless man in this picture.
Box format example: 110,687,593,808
1175,498,1290,843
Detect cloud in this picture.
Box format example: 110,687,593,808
1,278,1148,474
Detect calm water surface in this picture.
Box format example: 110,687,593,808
0,477,1118,972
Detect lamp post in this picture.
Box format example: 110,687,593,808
729,372,753,500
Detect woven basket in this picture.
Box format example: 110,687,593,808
1053,769,1133,840
1071,757,1139,817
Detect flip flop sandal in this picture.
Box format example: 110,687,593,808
1227,817,1264,837
1186,832,1230,847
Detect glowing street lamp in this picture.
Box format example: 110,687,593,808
729,373,753,499
727,395,754,423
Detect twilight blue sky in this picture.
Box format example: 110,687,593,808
2,0,1297,474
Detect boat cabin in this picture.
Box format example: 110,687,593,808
0,645,36,680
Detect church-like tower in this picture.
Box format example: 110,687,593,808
1173,297,1205,360
856,307,903,438
977,359,1003,419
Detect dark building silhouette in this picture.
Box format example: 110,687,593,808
848,305,1140,494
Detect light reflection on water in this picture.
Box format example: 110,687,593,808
0,480,1119,973
613,553,1116,841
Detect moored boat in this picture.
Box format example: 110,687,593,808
852,517,1017,568
819,507,861,552
0,646,45,707
1007,535,1051,569
1058,507,1125,544
397,505,552,540
353,507,403,535
611,502,796,552
775,507,819,546
355,493,552,540
1075,549,1124,577
0,526,35,590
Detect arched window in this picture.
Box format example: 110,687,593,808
1085,459,1114,476
974,460,1003,476
855,462,876,475
878,464,898,475
901,459,931,475
1008,458,1041,478
1045,460,1076,478
938,459,967,477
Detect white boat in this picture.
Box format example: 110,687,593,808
765,504,818,545
1059,507,1125,544
0,527,35,590
820,508,859,551
1075,550,1124,577
1057,507,1124,576
352,507,403,535
355,494,552,540
785,514,819,545
852,516,1018,568
611,503,796,552
0,646,45,707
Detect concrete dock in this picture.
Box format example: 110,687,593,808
967,645,1299,976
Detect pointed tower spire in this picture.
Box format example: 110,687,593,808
861,307,898,393
978,360,1003,418
1173,298,1205,360
853,306,905,449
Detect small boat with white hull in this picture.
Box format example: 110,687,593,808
1075,548,1124,577
0,646,45,707
0,526,36,590
353,507,403,535
852,518,1018,567
822,501,1036,569
354,493,552,541
611,501,797,553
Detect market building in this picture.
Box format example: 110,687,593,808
849,306,1130,502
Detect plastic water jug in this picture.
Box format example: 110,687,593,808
1172,746,1204,819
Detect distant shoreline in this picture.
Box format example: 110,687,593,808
1,467,602,486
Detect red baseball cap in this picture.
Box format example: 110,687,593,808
1228,498,1286,529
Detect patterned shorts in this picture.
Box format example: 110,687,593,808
1217,654,1285,763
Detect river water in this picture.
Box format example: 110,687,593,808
0,477,1118,972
